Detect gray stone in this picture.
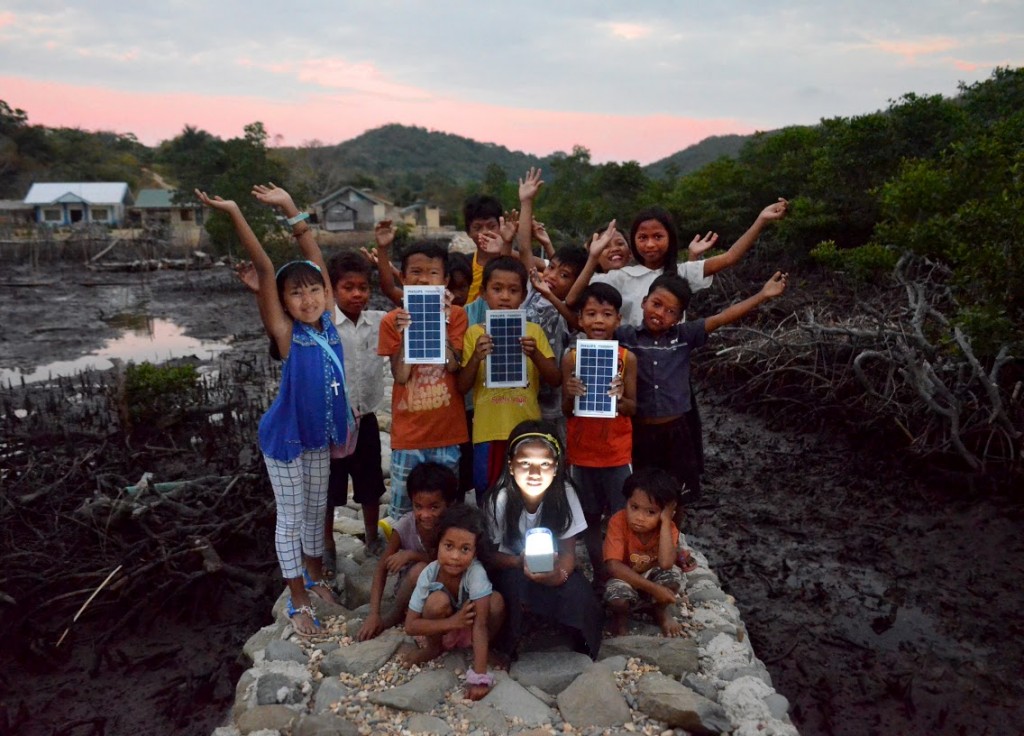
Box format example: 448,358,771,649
695,623,738,647
369,669,457,712
293,713,359,736
236,704,298,734
556,664,630,728
437,649,469,674
462,703,509,735
256,672,304,705
264,639,307,665
509,651,591,694
719,662,773,687
232,669,258,720
765,692,791,720
635,673,731,735
336,556,376,609
331,516,366,537
687,580,728,603
480,674,553,727
320,632,402,676
211,728,241,736
682,673,720,702
334,534,366,560
313,678,351,714
599,635,699,677
525,685,555,707
598,655,629,673
312,596,351,620
315,641,340,655
243,623,286,663
405,714,451,735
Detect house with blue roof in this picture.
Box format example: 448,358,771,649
23,182,133,226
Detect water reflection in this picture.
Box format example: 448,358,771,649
1,318,230,384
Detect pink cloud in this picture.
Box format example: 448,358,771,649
0,12,15,29
870,37,959,62
238,56,433,101
602,22,654,41
0,75,752,164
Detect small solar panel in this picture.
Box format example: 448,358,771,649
403,285,446,364
485,310,527,388
574,339,619,418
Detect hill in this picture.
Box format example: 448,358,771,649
644,133,758,179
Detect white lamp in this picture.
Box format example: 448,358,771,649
524,527,555,573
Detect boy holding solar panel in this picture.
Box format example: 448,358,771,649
377,243,469,520
458,256,562,501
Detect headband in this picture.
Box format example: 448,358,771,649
275,259,322,279
508,431,562,458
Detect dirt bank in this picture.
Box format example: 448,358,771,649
2,266,1022,735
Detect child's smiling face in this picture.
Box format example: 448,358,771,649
437,527,477,578
641,288,682,334
598,232,631,272
403,254,448,286
281,279,327,326
633,219,670,269
411,490,447,534
578,296,621,340
540,258,578,301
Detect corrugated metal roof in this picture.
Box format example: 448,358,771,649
24,182,130,205
313,186,392,208
134,189,176,208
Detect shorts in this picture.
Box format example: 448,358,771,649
327,413,386,507
389,444,461,519
603,566,683,606
570,464,631,516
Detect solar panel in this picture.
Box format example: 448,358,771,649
574,339,619,418
485,310,527,388
403,285,447,364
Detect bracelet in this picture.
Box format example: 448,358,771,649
286,212,310,226
465,668,494,687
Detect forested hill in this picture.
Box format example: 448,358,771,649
645,133,756,178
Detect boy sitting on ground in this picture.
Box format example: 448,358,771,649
604,468,685,637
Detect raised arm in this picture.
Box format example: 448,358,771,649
705,271,788,333
371,220,405,307
517,168,544,272
251,183,335,314
195,190,291,352
528,269,578,331
701,198,788,277
564,221,617,308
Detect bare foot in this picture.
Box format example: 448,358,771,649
466,683,491,701
654,606,683,637
397,640,442,666
288,599,321,637
608,614,629,637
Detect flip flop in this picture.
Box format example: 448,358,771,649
286,596,321,636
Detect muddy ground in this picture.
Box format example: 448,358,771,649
1,265,1022,736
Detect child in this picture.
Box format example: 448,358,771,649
447,251,473,308
377,242,469,520
195,184,348,637
483,421,603,659
617,271,788,516
515,167,589,434
401,504,507,700
324,251,388,564
561,283,637,581
358,462,459,641
569,200,789,327
458,257,562,498
603,468,684,637
462,194,519,303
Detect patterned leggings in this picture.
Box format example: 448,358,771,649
264,448,330,579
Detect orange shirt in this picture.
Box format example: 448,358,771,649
378,305,469,450
603,509,679,575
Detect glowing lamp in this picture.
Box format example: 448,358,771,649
524,527,555,573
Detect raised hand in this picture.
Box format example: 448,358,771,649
529,268,554,300
518,167,544,202
251,182,296,212
360,246,380,266
499,209,520,244
688,231,719,258
760,271,788,298
532,219,553,256
235,260,260,294
194,189,239,214
479,230,504,254
375,220,396,249
588,220,618,259
758,198,789,222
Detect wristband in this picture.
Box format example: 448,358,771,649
286,212,310,226
465,668,494,687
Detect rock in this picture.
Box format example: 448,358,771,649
635,672,731,735
525,685,556,707
320,632,402,676
509,651,591,694
236,704,298,734
600,636,699,677
461,703,509,735
336,556,376,609
293,713,360,736
703,633,756,679
243,623,287,664
332,516,366,537
480,674,553,726
681,673,719,702
687,579,728,603
556,664,630,728
312,596,351,620
599,655,629,673
264,639,307,665
720,676,796,730
232,669,258,720
405,714,451,735
256,672,304,705
333,534,366,560
765,692,791,720
315,641,340,655
379,432,392,475
313,678,351,714
369,668,457,712
212,727,241,736
719,662,773,687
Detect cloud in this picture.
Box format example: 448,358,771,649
0,12,14,29
602,22,654,41
870,36,961,62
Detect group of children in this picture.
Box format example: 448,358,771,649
197,168,789,700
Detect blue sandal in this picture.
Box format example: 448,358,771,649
303,569,336,604
286,596,321,635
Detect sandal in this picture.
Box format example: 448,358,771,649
303,569,336,604
286,596,321,636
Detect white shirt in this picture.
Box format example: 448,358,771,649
334,307,387,416
592,261,711,327
487,484,588,555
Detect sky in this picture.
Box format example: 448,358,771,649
1,1,1022,164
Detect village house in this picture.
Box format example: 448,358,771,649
312,186,398,232
23,182,133,227
132,189,204,230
